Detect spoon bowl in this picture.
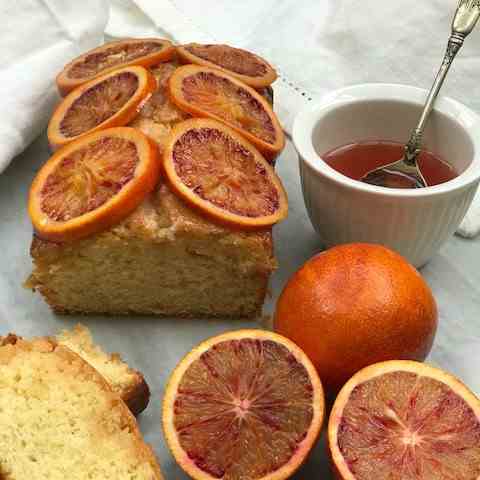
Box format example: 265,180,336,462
361,154,427,188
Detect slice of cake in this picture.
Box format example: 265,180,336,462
0,337,163,479
2,325,150,415
56,324,150,415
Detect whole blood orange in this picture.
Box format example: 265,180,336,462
274,244,438,393
328,360,480,480
163,329,325,480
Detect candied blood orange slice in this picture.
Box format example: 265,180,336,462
48,66,156,150
56,38,174,96
168,65,285,161
328,361,480,480
28,127,159,242
163,329,325,480
164,119,288,229
176,43,277,88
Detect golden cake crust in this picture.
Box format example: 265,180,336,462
30,181,274,266
2,326,151,416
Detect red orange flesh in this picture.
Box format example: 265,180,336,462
329,361,480,480
29,127,160,242
163,119,288,230
48,66,157,150
56,38,174,96
163,329,325,480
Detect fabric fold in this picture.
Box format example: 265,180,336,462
0,0,108,173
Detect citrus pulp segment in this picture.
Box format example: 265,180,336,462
328,361,480,480
29,127,160,242
163,329,324,480
168,65,285,161
177,43,277,88
56,38,174,96
163,119,288,229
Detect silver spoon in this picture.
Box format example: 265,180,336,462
362,0,480,189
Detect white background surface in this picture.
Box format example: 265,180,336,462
1,1,480,478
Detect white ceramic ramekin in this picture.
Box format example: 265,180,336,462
293,83,480,268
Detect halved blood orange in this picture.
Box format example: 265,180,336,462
163,119,288,230
168,65,285,161
328,360,480,480
29,127,159,242
56,38,174,96
163,329,325,480
176,43,277,88
48,66,156,150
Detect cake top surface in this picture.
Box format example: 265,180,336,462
31,60,276,272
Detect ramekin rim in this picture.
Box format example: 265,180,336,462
293,82,480,198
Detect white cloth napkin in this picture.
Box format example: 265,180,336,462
2,0,480,237
0,0,108,172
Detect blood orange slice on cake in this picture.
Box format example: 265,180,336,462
48,66,156,150
29,127,159,242
163,119,288,229
328,360,480,480
176,43,277,88
168,65,285,161
163,329,325,480
56,38,174,96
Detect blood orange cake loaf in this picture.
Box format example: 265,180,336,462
27,41,284,318
28,182,276,316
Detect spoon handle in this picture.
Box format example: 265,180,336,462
404,0,480,165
